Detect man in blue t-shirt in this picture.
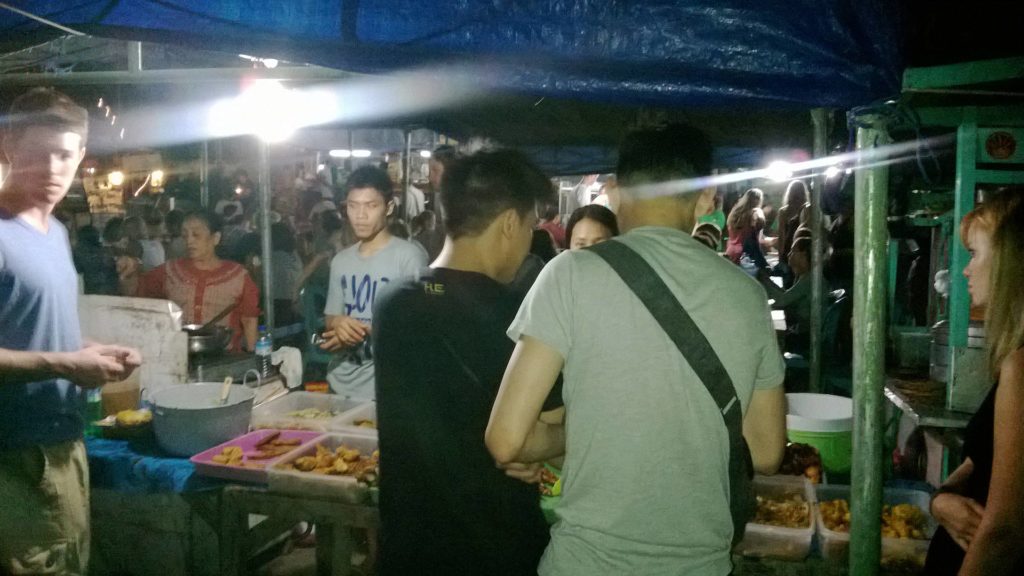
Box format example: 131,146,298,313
0,88,142,574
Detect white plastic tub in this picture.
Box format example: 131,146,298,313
250,392,364,431
734,475,816,561
267,433,378,504
815,484,936,565
332,402,377,435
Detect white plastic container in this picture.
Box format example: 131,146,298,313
734,475,816,560
815,484,936,564
250,392,364,431
332,402,377,436
267,433,378,504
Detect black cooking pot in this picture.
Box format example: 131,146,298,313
182,324,233,356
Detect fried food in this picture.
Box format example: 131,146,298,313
276,442,380,486
753,493,810,528
208,435,306,468
294,456,318,472
115,409,153,427
286,408,336,419
819,499,928,539
211,445,244,465
778,443,823,484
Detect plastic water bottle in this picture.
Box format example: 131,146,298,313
255,325,273,378
84,388,103,437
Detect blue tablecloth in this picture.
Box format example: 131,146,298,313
86,437,221,494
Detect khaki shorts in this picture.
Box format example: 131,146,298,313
0,440,90,575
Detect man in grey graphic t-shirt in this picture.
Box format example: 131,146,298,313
321,166,427,399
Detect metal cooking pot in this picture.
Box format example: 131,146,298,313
182,324,233,356
150,383,255,456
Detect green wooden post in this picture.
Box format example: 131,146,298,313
809,108,829,393
948,120,977,353
850,121,889,576
887,241,900,326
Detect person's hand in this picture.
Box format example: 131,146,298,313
59,347,131,389
96,344,142,379
931,492,985,551
320,316,370,351
498,461,543,484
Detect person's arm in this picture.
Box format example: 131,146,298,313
0,345,137,388
743,296,787,474
241,317,258,351
743,385,786,474
931,458,984,551
959,349,1024,575
319,254,369,351
766,276,810,310
293,252,331,301
486,336,566,465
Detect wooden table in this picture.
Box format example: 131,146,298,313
219,485,379,576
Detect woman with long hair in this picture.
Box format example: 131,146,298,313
777,180,809,267
924,193,1024,575
725,188,769,269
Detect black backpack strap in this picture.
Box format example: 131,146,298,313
586,239,754,545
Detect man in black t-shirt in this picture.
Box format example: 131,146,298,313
373,150,561,576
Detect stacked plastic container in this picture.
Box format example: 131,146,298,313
815,484,936,565
267,433,378,504
735,475,817,561
249,392,374,434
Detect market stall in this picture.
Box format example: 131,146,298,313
6,2,1015,575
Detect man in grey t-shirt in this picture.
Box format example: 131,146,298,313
321,166,427,399
487,125,787,576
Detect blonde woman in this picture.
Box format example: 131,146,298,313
925,193,1024,576
726,187,769,269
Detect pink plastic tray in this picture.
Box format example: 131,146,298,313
190,429,322,484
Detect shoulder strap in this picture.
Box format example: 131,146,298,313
586,239,755,547
586,240,742,428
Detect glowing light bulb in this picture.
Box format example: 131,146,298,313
765,161,793,183
108,171,125,187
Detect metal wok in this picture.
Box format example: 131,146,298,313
182,324,233,356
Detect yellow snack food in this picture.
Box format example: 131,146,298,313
115,409,152,427
819,499,928,539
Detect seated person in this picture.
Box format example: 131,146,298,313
759,237,816,354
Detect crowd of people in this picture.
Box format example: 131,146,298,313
4,87,1022,576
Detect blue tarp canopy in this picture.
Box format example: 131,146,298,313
1,1,903,110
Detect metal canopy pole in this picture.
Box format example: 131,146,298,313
403,129,413,219
258,139,275,331
849,119,889,576
809,108,829,393
200,141,210,208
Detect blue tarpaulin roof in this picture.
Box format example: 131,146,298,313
1,1,903,109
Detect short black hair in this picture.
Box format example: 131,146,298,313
441,149,554,239
102,217,124,244
431,145,459,168
5,87,89,145
345,166,394,202
565,204,619,245
616,123,712,188
184,210,224,235
77,224,101,247
165,209,185,236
